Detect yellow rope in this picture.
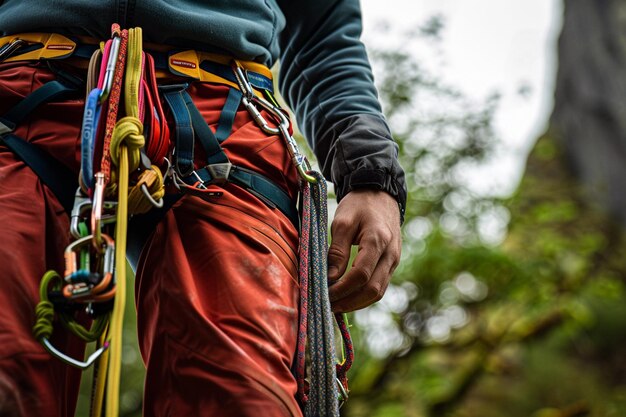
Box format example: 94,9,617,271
105,144,128,417
91,329,110,417
105,26,142,417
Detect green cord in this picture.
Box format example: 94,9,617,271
33,269,109,343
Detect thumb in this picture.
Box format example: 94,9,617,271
328,216,356,282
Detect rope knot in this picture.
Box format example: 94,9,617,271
110,116,144,171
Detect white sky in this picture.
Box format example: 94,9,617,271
360,0,563,196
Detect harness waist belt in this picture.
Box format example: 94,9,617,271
0,33,274,94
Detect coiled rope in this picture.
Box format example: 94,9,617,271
298,172,341,417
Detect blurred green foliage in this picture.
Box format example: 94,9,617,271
342,21,626,417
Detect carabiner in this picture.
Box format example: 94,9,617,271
63,233,115,300
41,338,109,369
70,188,93,239
0,38,26,62
91,172,106,248
64,234,115,279
336,377,349,408
231,61,317,184
140,183,164,208
99,33,121,103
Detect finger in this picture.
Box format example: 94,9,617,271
328,234,383,302
331,251,397,313
327,215,358,282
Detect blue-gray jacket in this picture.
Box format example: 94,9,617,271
0,0,406,218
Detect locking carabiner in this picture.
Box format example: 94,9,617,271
231,61,317,184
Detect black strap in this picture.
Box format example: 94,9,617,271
161,84,299,228
187,165,299,228
215,88,242,142
1,80,76,130
184,90,229,165
161,84,195,176
1,134,77,213
0,80,79,213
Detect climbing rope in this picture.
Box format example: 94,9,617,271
104,25,144,417
232,62,355,415
295,168,354,415
298,172,342,417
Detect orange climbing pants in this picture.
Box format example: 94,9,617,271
0,61,303,417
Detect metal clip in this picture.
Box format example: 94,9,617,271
63,233,115,300
99,33,121,103
70,188,92,239
70,186,117,240
91,173,106,248
337,377,349,408
140,183,164,208
231,61,317,184
41,338,109,369
0,38,26,62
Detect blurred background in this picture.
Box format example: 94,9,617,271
79,1,626,416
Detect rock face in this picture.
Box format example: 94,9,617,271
550,0,626,225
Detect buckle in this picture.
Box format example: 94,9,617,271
167,160,232,192
0,119,14,135
206,162,232,185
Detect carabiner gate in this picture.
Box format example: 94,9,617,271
41,338,109,369
231,61,317,184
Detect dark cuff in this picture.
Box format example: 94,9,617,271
336,168,407,224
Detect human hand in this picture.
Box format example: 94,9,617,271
327,190,402,312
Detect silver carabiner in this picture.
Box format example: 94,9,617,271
41,338,109,369
231,62,317,184
91,172,106,248
337,377,349,408
70,188,93,239
140,183,165,208
99,33,121,103
0,38,27,62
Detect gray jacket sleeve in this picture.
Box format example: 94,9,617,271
277,0,407,222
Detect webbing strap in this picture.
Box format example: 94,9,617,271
200,60,273,92
161,85,195,176
215,88,242,142
81,88,103,191
1,80,76,129
160,83,299,228
0,80,79,213
183,90,229,165
0,134,77,213
186,165,299,228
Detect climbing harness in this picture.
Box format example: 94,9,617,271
1,26,354,417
